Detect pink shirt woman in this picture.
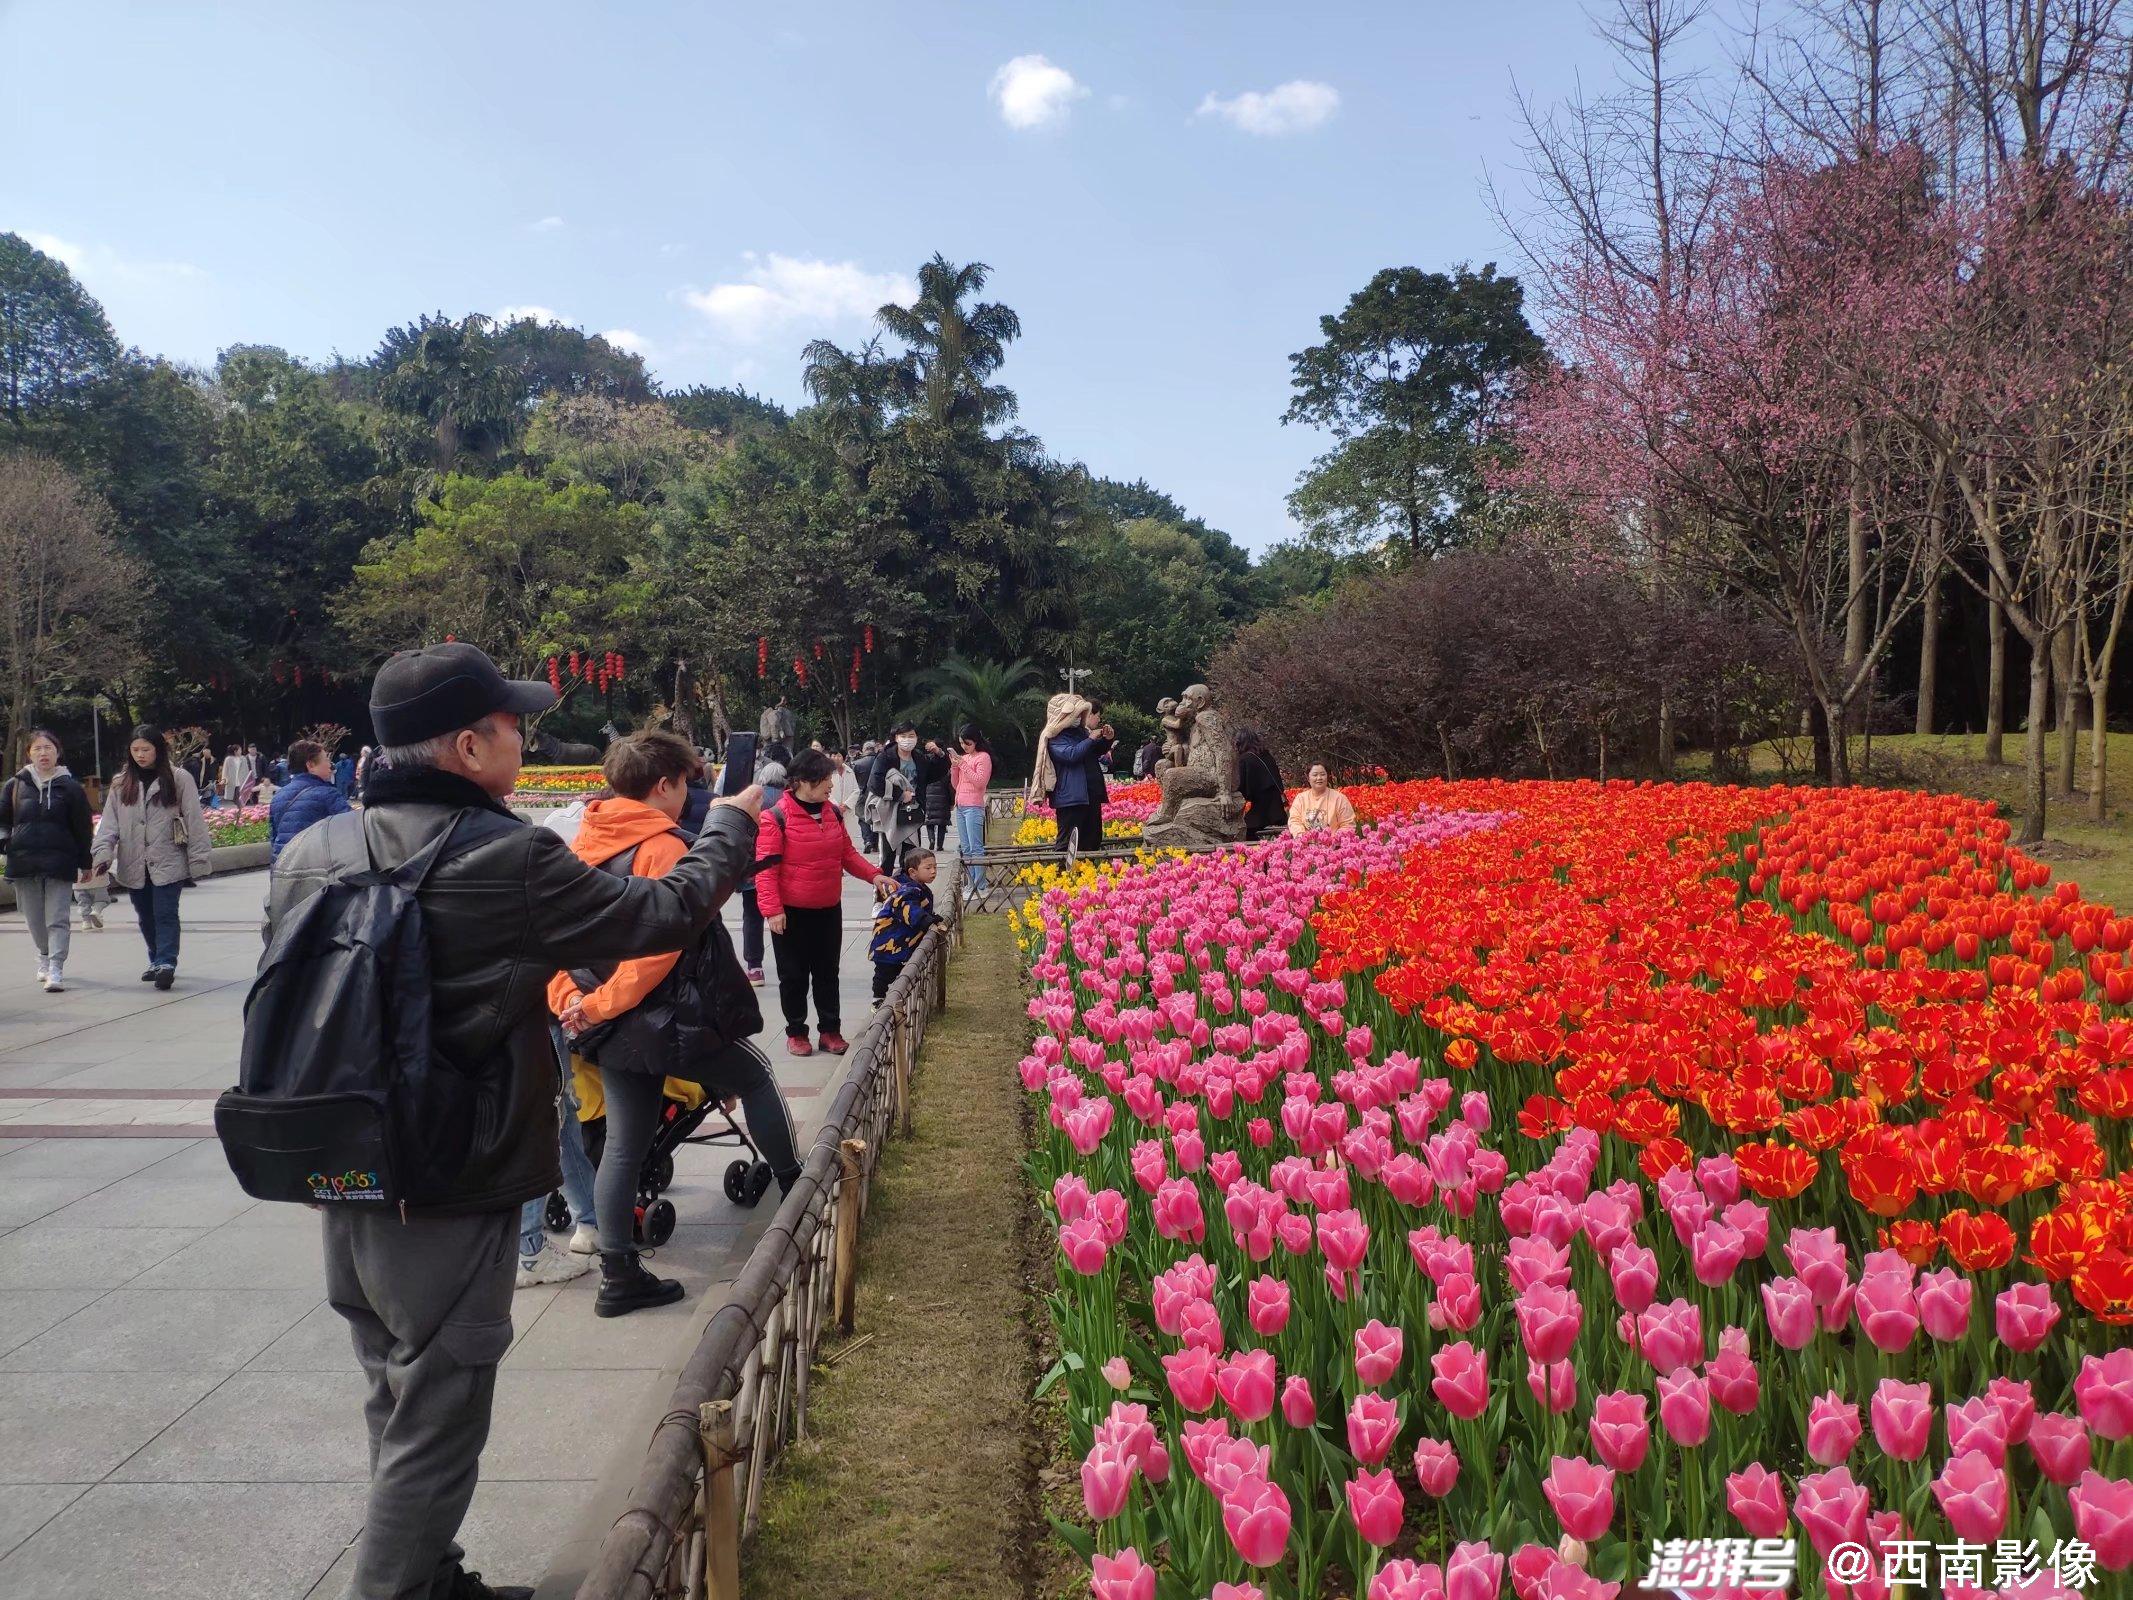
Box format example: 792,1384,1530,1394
948,731,994,892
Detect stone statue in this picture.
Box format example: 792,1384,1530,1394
1144,683,1246,849
1154,696,1187,775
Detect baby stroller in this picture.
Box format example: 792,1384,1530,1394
548,1066,779,1247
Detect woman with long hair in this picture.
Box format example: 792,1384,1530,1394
947,723,993,893
2,729,93,993
92,726,211,989
1234,728,1288,839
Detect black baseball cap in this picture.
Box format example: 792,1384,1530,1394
369,643,557,746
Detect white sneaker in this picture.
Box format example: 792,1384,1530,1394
516,1242,593,1288
567,1223,599,1255
34,960,47,985
42,965,63,993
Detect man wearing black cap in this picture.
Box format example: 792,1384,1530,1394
267,642,763,1600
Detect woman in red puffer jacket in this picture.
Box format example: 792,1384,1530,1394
754,748,894,1056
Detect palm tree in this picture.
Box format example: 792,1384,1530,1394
873,256,1021,430
377,314,521,470
904,655,1048,752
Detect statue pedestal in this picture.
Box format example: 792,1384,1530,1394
1143,797,1246,851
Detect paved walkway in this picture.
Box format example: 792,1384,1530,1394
0,824,942,1600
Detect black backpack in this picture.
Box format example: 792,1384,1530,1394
567,831,761,1079
214,810,502,1211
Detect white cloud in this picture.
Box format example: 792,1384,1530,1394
989,54,1087,130
599,328,650,356
1196,79,1340,136
25,231,204,283
496,304,567,326
682,253,916,342
530,215,565,232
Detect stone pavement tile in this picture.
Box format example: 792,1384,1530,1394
36,1055,239,1090
0,1288,101,1357
113,1369,370,1482
306,1478,596,1600
133,1221,329,1291
220,1195,322,1228
0,1287,320,1372
130,1135,246,1181
505,1281,705,1371
0,1136,186,1179
481,1369,662,1481
0,1482,89,1561
0,1175,130,1228
42,1171,256,1229
0,1480,365,1600
0,1137,37,1156
0,1223,204,1288
0,1369,225,1482
245,1302,360,1373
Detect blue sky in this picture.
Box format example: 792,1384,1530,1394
8,0,1630,552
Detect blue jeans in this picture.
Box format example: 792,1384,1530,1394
128,882,183,969
955,804,986,891
520,1031,598,1264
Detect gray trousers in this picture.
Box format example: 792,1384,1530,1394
322,1205,517,1600
14,876,71,967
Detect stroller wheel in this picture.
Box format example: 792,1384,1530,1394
723,1159,752,1204
743,1161,775,1207
544,1191,571,1233
637,1198,676,1248
646,1151,675,1196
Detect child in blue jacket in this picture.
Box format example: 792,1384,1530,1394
869,847,939,1001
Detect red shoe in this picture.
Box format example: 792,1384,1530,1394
819,1032,849,1055
785,1034,814,1057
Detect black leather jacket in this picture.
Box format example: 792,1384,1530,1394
264,766,755,1214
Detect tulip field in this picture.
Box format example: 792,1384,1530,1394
1016,780,2133,1600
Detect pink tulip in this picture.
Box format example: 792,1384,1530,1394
1509,1544,1554,1600
1216,1349,1276,1424
1432,1341,1489,1420
1163,1346,1218,1413
1053,1173,1091,1221
1527,1358,1576,1415
1916,1267,1973,1342
1995,1282,2062,1352
1986,1376,2036,1446
1869,1379,1933,1462
1705,1344,1760,1415
1608,1242,1658,1314
1446,1541,1505,1600
1246,1275,1290,1337
2027,1412,2093,1485
1414,1435,1461,1497
1690,1221,1747,1285
1931,1448,2008,1541
1176,1299,1225,1354
1635,1299,1703,1372
1726,1462,1789,1537
1346,1466,1405,1547
1180,1416,1231,1481
1059,1216,1109,1275
1945,1397,2010,1467
1541,1455,1615,1542
1355,1318,1404,1386
1430,1271,1482,1331
1211,1585,1266,1600
1347,1392,1401,1465
1082,1441,1134,1520
1370,1559,1446,1600
1153,1178,1206,1244
1517,1283,1582,1365
1090,1547,1156,1600
1785,1226,1850,1305
1102,1355,1132,1390
1722,1198,1770,1255
2077,1349,2133,1441
1805,1392,1862,1466
1589,1391,1650,1473
1852,1271,1919,1353
1281,1373,1316,1428
2069,1470,2133,1571
1760,1275,1818,1350
1656,1367,1711,1447
1221,1475,1292,1569
1793,1466,1870,1554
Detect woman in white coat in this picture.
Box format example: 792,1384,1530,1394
92,726,211,990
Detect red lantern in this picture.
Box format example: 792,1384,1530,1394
616,653,626,679
756,637,769,679
294,665,304,687
812,640,823,661
864,624,874,654
444,633,456,643
793,654,807,686
568,650,581,679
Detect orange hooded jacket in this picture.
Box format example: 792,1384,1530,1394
545,796,692,1026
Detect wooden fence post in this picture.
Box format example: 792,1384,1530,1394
698,1399,741,1600
832,1138,868,1332
894,1010,913,1139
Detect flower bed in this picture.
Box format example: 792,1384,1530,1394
510,764,607,800
1019,780,2133,1600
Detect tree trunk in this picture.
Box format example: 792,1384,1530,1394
1844,423,1869,734
1656,691,1675,778
1826,696,1853,786
2022,643,2050,843
1916,564,1940,736
2054,622,2079,798
2090,679,2111,822
1810,699,1833,783
1985,577,2007,764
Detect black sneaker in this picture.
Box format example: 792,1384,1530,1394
440,1569,532,1600
140,967,157,982
153,967,174,990
596,1249,685,1318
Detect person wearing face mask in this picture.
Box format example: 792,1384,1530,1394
92,726,213,989
865,725,945,874
2,729,94,993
